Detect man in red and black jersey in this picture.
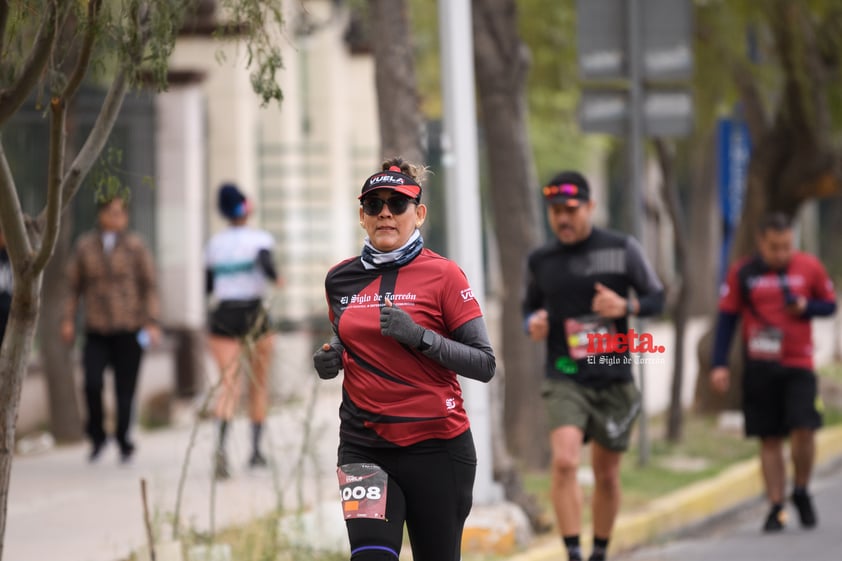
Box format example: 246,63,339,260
313,158,495,561
711,213,837,532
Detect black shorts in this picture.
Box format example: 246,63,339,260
742,362,822,438
209,299,270,338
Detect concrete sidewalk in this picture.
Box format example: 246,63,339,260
6,331,344,561
7,392,345,561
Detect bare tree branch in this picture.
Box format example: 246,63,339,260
32,97,66,274
62,0,103,101
816,6,842,71
369,0,424,163
695,15,769,143
0,138,33,267
54,70,129,214
730,59,769,145
798,5,832,146
471,0,524,96
770,0,817,140
0,1,61,125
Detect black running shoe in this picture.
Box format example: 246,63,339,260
763,504,786,532
119,441,136,464
791,490,817,528
88,440,106,463
249,451,268,468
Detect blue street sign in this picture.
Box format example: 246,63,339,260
717,117,751,282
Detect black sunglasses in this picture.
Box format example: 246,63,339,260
361,196,417,216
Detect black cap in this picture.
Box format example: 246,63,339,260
542,171,590,207
218,183,249,219
359,166,422,200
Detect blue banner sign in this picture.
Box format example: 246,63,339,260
717,118,751,281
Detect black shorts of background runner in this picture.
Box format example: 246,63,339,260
338,429,476,561
209,299,270,338
742,361,822,437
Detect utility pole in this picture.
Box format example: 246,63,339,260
627,0,650,466
438,0,501,504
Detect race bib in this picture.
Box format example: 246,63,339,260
337,463,389,520
564,315,617,360
747,326,783,361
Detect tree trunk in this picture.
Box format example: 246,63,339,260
0,270,41,559
685,127,719,317
37,215,82,442
368,0,424,164
655,139,689,442
472,0,546,469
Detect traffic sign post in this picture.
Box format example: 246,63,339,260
578,0,693,83
576,0,694,466
579,89,693,137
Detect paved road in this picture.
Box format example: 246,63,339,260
613,459,842,561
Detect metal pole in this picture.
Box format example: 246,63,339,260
437,0,501,504
628,0,649,466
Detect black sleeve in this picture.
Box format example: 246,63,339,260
712,311,739,367
327,335,344,354
625,236,665,317
257,249,278,281
205,268,214,295
420,317,496,383
804,299,836,317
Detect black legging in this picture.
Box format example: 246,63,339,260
337,430,477,561
83,331,143,450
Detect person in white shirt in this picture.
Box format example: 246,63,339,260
205,183,281,479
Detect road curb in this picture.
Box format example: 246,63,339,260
462,501,532,555
507,424,842,561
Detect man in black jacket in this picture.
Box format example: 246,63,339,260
523,170,664,561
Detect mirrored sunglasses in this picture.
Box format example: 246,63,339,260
361,196,416,216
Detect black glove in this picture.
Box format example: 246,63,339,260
313,341,343,380
380,300,424,348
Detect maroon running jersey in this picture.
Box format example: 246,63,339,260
324,249,483,447
719,252,836,369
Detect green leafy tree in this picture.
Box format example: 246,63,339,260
0,1,283,555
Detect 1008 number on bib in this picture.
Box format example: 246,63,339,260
337,463,388,520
